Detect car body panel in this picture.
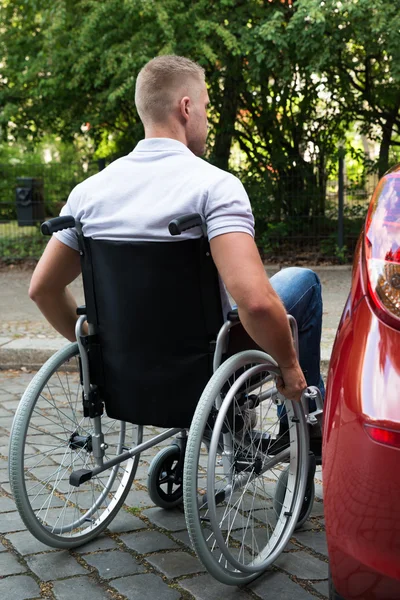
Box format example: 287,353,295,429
323,237,400,599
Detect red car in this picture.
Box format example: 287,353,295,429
324,165,400,600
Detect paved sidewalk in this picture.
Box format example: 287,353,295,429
0,265,352,369
0,369,328,600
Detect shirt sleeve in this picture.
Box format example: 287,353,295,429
53,187,80,252
204,172,255,241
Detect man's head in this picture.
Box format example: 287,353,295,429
135,55,209,156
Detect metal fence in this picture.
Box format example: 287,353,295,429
0,158,376,262
0,159,106,261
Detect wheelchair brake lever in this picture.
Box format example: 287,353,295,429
302,386,323,426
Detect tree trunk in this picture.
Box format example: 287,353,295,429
378,118,393,178
211,58,242,172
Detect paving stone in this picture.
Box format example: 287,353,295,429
275,550,328,580
121,530,179,554
315,483,324,500
132,465,150,480
0,417,13,428
124,488,156,509
250,570,317,599
142,507,187,532
52,576,113,600
0,511,27,533
0,470,9,484
0,575,40,600
284,541,297,551
110,573,180,600
311,500,325,517
0,496,16,512
84,550,145,579
0,409,12,418
293,530,328,557
5,530,55,555
180,573,253,599
106,511,146,533
296,519,324,532
1,400,20,410
26,550,87,580
0,551,27,575
0,482,12,494
146,551,205,578
170,528,226,553
75,535,118,554
170,530,192,549
312,579,329,598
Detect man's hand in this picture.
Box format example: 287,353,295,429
276,363,307,403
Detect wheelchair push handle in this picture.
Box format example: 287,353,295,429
41,216,76,236
168,213,205,236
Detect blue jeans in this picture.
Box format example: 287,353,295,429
269,268,325,422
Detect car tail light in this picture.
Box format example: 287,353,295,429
365,424,400,449
364,171,400,327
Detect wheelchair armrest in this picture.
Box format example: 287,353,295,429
227,309,240,323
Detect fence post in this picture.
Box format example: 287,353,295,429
338,146,345,250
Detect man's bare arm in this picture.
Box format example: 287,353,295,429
29,237,82,342
210,232,306,401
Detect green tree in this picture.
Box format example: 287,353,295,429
290,0,400,176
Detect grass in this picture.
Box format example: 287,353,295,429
0,221,46,261
0,221,39,236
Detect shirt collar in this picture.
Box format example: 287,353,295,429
132,138,194,155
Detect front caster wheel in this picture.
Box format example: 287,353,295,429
147,445,184,509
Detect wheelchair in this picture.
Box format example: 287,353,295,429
8,213,323,586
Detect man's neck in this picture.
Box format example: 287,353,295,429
144,126,188,148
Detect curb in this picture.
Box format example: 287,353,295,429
0,338,68,371
0,338,331,371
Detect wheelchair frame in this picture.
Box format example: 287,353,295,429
9,213,323,586
72,310,321,487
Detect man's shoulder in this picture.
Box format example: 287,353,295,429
193,157,243,188
69,157,126,199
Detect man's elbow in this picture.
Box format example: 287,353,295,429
29,279,54,303
238,296,273,319
29,281,45,303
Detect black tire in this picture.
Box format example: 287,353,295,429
147,445,184,509
329,569,346,600
274,465,315,530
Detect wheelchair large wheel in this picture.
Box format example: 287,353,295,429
184,350,309,585
9,343,143,549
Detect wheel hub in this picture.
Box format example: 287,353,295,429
69,431,92,452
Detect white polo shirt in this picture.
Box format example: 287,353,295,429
55,138,255,315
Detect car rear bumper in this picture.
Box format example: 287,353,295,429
323,295,400,599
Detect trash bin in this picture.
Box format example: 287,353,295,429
15,177,45,227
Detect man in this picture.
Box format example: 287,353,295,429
29,55,324,405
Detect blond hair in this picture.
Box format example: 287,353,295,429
135,55,205,126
